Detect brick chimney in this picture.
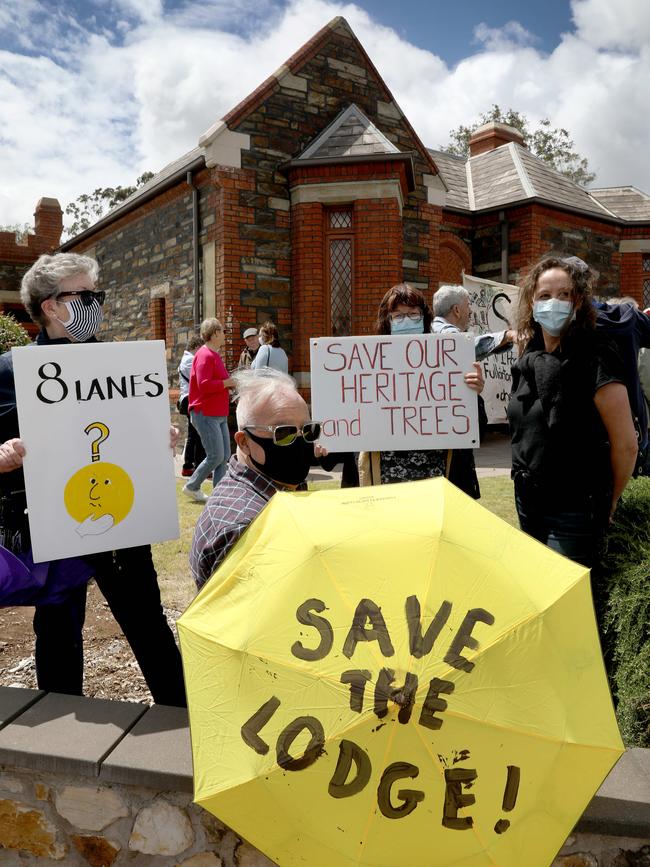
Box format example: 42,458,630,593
34,198,63,248
468,122,525,157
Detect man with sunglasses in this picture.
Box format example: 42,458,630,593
0,253,186,706
190,367,326,590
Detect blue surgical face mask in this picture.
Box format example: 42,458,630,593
532,299,574,337
390,316,424,336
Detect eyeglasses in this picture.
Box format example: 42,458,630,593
56,290,106,306
244,422,322,446
390,311,422,323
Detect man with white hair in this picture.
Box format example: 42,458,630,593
432,285,514,359
190,368,325,589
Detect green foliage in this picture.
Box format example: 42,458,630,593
600,477,650,747
0,313,31,354
64,171,155,239
442,104,595,187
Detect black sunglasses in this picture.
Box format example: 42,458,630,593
244,422,322,446
56,289,106,306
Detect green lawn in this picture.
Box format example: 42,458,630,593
152,475,518,612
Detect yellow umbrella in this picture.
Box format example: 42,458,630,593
178,478,623,867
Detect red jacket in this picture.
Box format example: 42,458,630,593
188,345,230,417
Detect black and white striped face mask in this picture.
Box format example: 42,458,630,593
58,296,104,342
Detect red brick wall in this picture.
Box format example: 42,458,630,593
438,231,472,285
291,202,325,373
620,252,644,304
353,197,402,333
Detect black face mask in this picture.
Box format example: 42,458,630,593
245,429,314,487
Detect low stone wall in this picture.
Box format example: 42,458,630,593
0,686,648,866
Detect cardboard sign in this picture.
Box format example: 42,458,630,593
13,341,179,562
310,334,479,452
463,273,519,424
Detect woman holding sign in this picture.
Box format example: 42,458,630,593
0,253,186,706
508,255,638,568
358,284,484,492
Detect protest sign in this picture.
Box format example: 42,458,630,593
13,340,179,562
463,273,519,423
310,333,479,452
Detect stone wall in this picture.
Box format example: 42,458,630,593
0,687,648,866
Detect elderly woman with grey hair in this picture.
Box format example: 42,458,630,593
0,253,186,706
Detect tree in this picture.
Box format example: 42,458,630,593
442,105,595,187
64,171,155,238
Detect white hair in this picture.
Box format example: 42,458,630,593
20,253,100,325
232,368,299,429
433,285,469,318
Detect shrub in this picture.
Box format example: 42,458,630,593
0,314,30,354
600,477,650,747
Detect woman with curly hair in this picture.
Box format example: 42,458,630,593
508,254,638,567
359,283,484,490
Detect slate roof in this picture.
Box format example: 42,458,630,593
298,104,399,160
429,141,637,222
589,187,650,222
427,150,468,210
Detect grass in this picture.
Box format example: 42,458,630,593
152,475,518,613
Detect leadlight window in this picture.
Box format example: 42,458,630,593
325,208,353,336
644,257,650,308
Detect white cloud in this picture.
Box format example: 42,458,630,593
1,0,650,229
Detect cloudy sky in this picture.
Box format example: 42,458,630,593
1,0,649,232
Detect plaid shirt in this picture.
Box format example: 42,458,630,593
190,456,279,590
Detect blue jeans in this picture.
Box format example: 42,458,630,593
186,411,230,490
514,475,610,569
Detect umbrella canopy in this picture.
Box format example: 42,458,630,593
0,546,93,607
178,478,623,867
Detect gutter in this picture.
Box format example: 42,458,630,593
59,154,206,251
443,197,650,228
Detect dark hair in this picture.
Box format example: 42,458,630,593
260,320,280,348
516,254,596,350
186,334,203,352
375,283,433,335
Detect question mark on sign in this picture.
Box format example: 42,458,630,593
85,422,110,463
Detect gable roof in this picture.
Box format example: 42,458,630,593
221,16,440,177
589,187,650,222
298,104,400,160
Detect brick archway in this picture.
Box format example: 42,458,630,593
439,233,472,285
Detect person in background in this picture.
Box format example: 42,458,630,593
190,368,326,589
358,283,484,493
0,253,186,705
251,321,289,374
432,285,515,360
237,327,260,370
588,278,650,472
178,334,206,477
183,318,234,503
508,254,638,570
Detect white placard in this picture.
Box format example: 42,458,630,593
310,333,479,452
13,341,180,562
464,273,519,424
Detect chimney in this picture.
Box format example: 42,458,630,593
468,122,525,157
34,198,63,248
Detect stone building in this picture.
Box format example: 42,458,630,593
0,199,63,336
57,17,650,387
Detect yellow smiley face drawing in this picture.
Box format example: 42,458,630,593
64,461,134,525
